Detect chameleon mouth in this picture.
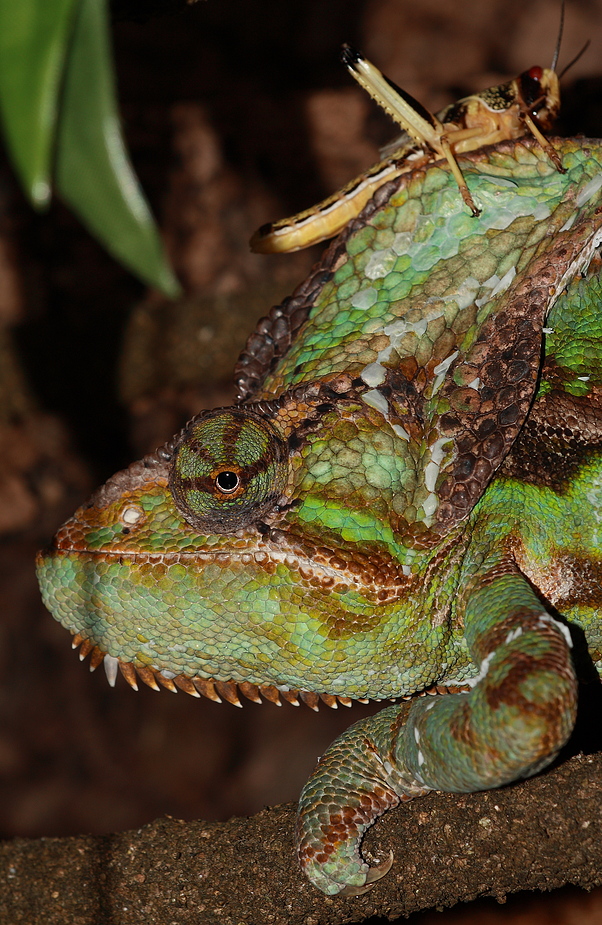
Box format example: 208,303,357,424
43,527,414,601
71,631,361,710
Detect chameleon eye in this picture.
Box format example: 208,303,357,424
169,409,288,533
215,470,239,493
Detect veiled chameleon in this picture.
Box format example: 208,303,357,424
37,136,602,895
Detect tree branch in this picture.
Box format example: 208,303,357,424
1,751,600,925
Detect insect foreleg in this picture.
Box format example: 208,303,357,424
521,111,566,173
438,132,481,216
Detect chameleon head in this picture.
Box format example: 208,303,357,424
36,396,426,707
35,405,305,704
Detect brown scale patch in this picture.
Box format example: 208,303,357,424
389,705,411,742
472,607,541,661
549,554,602,611
136,561,170,583
448,698,480,751
484,650,542,712
435,682,471,695
318,785,400,858
519,550,602,616
486,662,576,764
499,388,602,491
273,528,416,608
479,559,518,584
318,601,387,639
484,645,575,717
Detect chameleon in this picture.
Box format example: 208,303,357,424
37,136,602,896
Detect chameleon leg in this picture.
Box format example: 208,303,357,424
295,702,428,896
296,558,577,895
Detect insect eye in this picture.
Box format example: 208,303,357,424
215,470,239,494
519,67,544,110
527,65,543,81
169,409,289,533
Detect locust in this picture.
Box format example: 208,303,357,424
250,38,565,254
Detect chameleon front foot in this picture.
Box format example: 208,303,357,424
298,833,394,897
296,788,397,896
296,705,428,895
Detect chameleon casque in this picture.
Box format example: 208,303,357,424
37,64,602,896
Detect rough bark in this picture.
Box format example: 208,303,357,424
1,751,600,925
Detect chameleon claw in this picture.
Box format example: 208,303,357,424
337,850,395,896
365,849,395,883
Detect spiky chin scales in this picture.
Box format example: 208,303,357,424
72,632,468,709
71,632,360,710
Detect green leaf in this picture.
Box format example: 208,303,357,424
55,0,180,297
0,0,79,207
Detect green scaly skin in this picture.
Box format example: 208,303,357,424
37,138,602,895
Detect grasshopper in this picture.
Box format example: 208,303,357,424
250,44,564,254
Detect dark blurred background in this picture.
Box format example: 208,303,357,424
1,0,601,922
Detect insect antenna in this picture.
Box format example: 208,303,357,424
550,0,565,72
558,40,591,80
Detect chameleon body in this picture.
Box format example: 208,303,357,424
38,137,602,895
